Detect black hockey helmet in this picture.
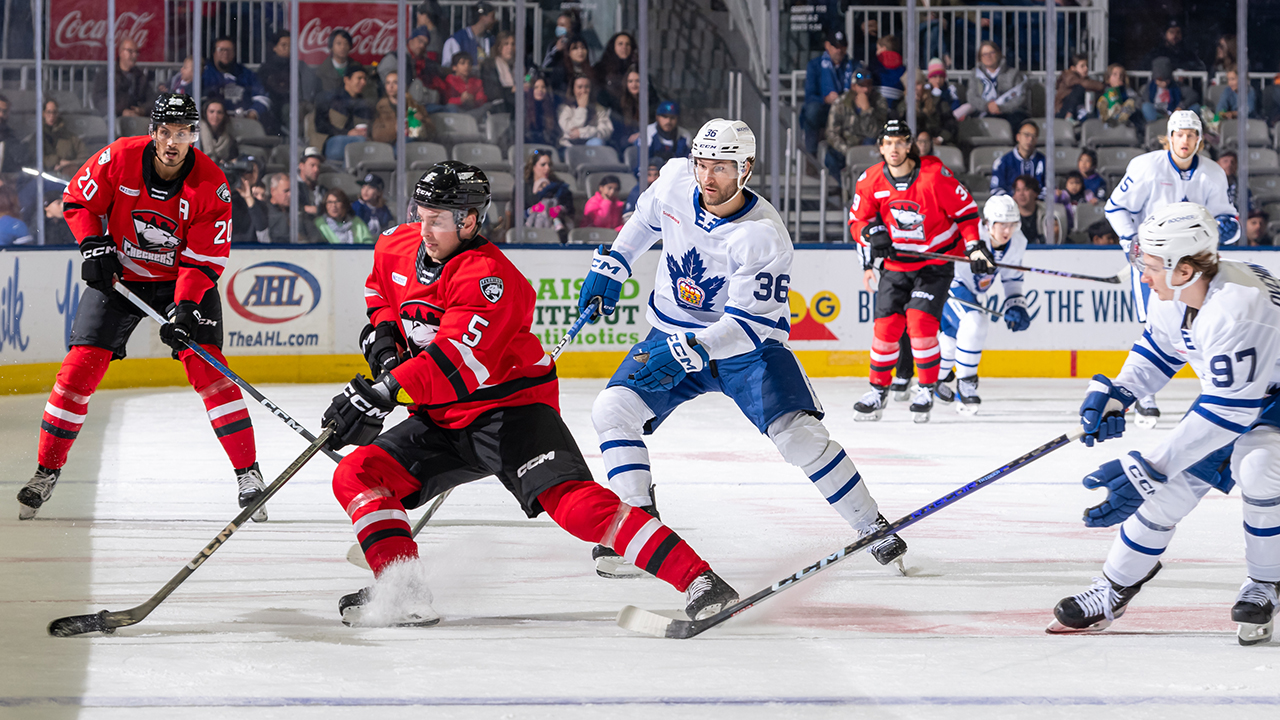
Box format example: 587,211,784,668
879,119,913,143
413,161,491,227
151,93,200,131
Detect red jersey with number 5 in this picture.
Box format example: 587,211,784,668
848,154,980,273
366,223,558,429
62,136,233,304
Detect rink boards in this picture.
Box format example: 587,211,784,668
1,245,1277,393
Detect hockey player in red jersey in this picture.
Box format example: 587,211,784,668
17,93,265,521
323,162,737,627
849,120,981,422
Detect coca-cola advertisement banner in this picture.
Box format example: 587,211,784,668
49,0,165,62
298,3,400,66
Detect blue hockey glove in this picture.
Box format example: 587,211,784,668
1081,451,1168,527
626,332,710,392
1079,374,1137,447
1002,295,1031,332
1216,215,1239,245
578,245,630,323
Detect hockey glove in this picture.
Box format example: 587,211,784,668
322,374,400,450
159,300,202,352
626,332,710,392
1078,374,1136,447
360,321,404,377
80,236,123,294
966,239,996,275
1002,295,1031,332
579,245,630,323
862,221,893,270
1081,451,1167,527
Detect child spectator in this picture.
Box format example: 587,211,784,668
1217,66,1258,120
1086,219,1119,245
625,156,662,220
165,57,194,95
1141,57,1197,124
1076,148,1107,202
926,57,970,121
1055,53,1104,121
442,54,487,111
1097,64,1140,130
1055,171,1087,231
583,175,624,230
869,35,905,109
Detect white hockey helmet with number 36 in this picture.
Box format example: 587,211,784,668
1135,201,1218,301
691,119,756,195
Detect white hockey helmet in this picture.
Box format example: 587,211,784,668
1166,109,1203,156
690,119,756,190
983,195,1020,224
1135,201,1218,299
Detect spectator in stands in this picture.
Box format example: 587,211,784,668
852,16,879,63
1055,53,1104,122
261,32,320,123
825,69,888,185
41,196,76,245
0,93,22,173
40,100,84,177
93,38,153,117
1212,34,1238,79
1076,148,1107,202
1013,174,1049,244
1056,171,1086,231
1218,67,1259,120
314,30,377,104
548,37,592,98
609,68,645,154
1246,210,1273,246
416,0,446,62
1217,150,1254,212
372,71,433,144
968,41,1029,130
1087,219,1119,245
802,30,856,157
583,174,624,230
227,159,269,243
913,71,956,144
869,35,905,111
442,55,489,113
642,101,691,164
543,11,578,68
480,31,517,115
380,26,443,109
1141,57,1198,124
1142,19,1205,73
522,148,574,242
991,120,1044,198
595,33,637,109
442,1,497,71
525,74,561,147
1097,64,1141,132
625,156,662,220
266,172,318,243
315,188,373,244
164,57,195,96
199,98,239,164
296,147,328,220
204,36,275,134
558,75,613,148
352,173,394,235
315,67,374,161
252,182,267,203
915,129,934,158
927,58,970,121
0,185,31,246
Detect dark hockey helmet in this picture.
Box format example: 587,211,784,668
413,161,491,228
879,119,913,143
151,93,200,131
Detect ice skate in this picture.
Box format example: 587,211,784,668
1134,395,1159,429
933,370,955,404
1233,578,1279,646
235,463,269,523
1047,563,1161,633
890,376,912,402
909,383,934,423
853,386,889,422
340,559,441,627
955,375,981,416
856,513,908,573
684,571,739,620
595,490,658,579
17,465,60,520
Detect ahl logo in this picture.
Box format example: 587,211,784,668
667,247,725,312
479,276,503,303
226,261,322,324
517,451,555,478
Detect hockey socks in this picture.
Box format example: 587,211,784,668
538,480,710,592
906,309,941,386
38,345,112,470
333,446,420,575
181,347,256,470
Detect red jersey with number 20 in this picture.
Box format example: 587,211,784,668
848,154,980,273
62,136,233,305
366,223,558,429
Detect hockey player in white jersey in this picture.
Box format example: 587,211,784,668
1104,110,1240,427
576,119,908,578
1050,202,1280,646
934,195,1032,413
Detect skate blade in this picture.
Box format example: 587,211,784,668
853,409,884,422
596,555,649,579
1045,618,1113,634
341,607,442,628
1238,621,1274,646
18,503,38,520
1134,415,1158,429
894,558,908,576
250,506,268,523
956,403,979,416
892,390,909,402
911,410,931,423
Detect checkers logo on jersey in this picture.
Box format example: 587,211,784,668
479,276,504,303
399,299,443,351
216,183,232,203
124,210,182,266
887,200,926,241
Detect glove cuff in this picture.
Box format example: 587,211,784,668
1002,294,1027,311
590,246,631,281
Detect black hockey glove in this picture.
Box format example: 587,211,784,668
862,220,894,269
80,236,123,294
322,374,400,450
965,240,996,275
360,321,404,377
159,300,202,352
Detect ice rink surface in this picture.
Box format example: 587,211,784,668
2,377,1279,719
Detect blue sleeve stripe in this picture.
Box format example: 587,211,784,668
600,439,647,452
724,305,777,328
1194,394,1266,409
1105,205,1141,215
809,449,848,483
1120,527,1166,556
1141,329,1183,367
648,224,661,232
607,463,650,479
732,318,762,348
826,472,864,505
1191,405,1252,434
1130,345,1178,378
1245,522,1280,538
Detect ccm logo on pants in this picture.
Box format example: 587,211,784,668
518,451,556,478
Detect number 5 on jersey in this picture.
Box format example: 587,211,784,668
462,315,489,347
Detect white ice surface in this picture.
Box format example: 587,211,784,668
3,378,1279,720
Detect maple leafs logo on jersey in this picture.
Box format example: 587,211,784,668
666,248,726,311
399,299,443,352
216,183,232,203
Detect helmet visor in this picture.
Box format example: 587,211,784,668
1127,239,1147,272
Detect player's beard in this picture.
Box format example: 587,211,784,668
157,143,188,168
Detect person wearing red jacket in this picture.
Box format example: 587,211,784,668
441,55,487,110
848,120,982,422
322,162,736,627
17,93,265,522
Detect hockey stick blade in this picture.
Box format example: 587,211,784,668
617,427,1086,639
47,427,333,637
901,250,1123,284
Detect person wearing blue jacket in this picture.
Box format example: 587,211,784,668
990,120,1046,198
802,31,856,156
203,36,275,133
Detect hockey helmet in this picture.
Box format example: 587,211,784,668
413,161,491,228
1166,109,1203,156
690,119,756,189
151,93,199,132
1135,201,1218,299
879,119,913,143
983,195,1020,224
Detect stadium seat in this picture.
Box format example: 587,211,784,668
506,227,561,244
1074,202,1107,233
229,116,283,147
624,145,639,169
565,145,627,178
485,113,510,144
343,141,397,174
1248,174,1280,204
1220,118,1271,148
451,142,507,171
116,116,150,137
1095,146,1144,178
486,170,515,202
319,172,361,199
304,111,328,153
1051,146,1083,174
61,115,108,145
1247,148,1280,175
431,113,484,145
1081,118,1137,148
405,141,448,170
48,90,90,115
1031,118,1076,147
958,117,1012,148
933,145,965,173
4,89,37,112
1206,84,1226,111
1144,119,1168,150
968,146,1013,176
568,227,619,245
584,171,637,198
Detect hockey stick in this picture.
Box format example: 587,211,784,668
113,281,343,464
901,250,1123,284
948,294,1005,320
48,427,334,637
343,299,601,569
617,426,1087,639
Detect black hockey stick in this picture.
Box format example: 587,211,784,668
617,427,1086,639
48,427,334,637
948,293,1005,320
901,250,1123,284
113,281,344,464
